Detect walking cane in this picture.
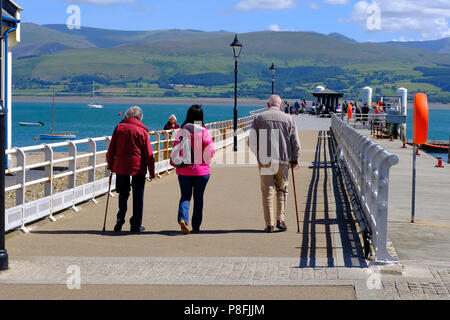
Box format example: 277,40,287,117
291,166,300,233
102,172,113,232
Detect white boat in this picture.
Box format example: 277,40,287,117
87,81,104,109
19,121,44,127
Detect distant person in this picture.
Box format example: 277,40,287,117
294,101,300,114
336,104,343,113
248,95,301,233
107,106,156,233
163,114,180,130
362,103,370,124
170,105,215,234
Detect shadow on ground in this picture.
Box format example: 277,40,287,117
298,130,367,269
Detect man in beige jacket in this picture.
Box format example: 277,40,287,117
249,95,301,233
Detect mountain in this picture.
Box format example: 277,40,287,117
328,33,358,43
13,23,232,59
11,25,450,102
12,23,96,59
386,37,450,54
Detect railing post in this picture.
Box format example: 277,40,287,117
163,131,170,162
371,151,399,265
43,145,53,198
88,139,97,203
104,137,111,179
15,148,26,207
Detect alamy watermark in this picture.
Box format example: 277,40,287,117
366,272,382,290
66,265,81,290
169,124,286,175
366,2,381,31
66,5,81,30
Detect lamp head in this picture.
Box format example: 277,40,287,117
230,34,243,59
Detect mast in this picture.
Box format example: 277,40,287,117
52,87,55,134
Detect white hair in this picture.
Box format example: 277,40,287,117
268,95,282,108
124,106,143,121
169,114,177,122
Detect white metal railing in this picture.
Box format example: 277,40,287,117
4,112,259,233
331,114,400,266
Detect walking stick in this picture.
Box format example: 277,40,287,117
291,166,300,233
102,172,113,232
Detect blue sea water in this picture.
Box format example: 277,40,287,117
9,103,450,161
10,102,262,149
405,108,450,162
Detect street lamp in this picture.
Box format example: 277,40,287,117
270,63,276,95
0,1,8,272
230,34,242,152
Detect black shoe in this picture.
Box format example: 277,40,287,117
192,228,200,233
276,220,288,231
264,226,274,233
130,226,145,233
114,223,123,232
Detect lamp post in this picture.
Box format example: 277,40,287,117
270,63,276,95
230,34,242,152
0,0,8,272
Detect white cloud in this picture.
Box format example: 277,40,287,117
268,24,295,32
236,0,297,11
350,0,450,40
68,0,138,4
308,2,320,10
324,0,349,4
269,24,281,31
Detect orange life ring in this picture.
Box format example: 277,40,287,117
413,93,429,145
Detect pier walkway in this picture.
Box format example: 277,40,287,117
1,115,449,300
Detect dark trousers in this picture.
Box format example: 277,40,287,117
177,175,210,230
116,174,145,228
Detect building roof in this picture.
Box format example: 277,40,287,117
8,0,23,10
312,88,344,96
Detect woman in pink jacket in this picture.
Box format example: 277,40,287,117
170,105,214,234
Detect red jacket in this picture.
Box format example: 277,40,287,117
107,118,155,178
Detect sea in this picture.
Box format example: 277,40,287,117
10,102,450,162
10,102,263,151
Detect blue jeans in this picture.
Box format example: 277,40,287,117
177,175,210,230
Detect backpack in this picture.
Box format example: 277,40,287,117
172,135,195,169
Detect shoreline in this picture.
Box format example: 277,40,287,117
12,95,450,109
12,95,268,107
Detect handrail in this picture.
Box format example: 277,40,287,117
330,114,399,266
3,111,261,233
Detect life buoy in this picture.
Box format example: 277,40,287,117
413,93,428,145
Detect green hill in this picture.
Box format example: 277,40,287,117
12,25,450,102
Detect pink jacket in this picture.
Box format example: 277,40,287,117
170,124,215,176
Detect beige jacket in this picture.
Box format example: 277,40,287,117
249,107,301,165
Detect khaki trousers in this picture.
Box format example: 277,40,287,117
259,163,290,227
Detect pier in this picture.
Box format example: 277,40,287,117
1,113,449,300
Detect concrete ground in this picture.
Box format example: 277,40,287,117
359,129,450,262
1,115,449,300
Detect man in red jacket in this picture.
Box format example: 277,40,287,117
107,106,156,233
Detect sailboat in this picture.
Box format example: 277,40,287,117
87,81,104,109
40,88,77,140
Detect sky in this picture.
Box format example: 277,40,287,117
15,0,450,42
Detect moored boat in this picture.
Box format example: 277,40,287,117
19,121,44,127
420,143,449,153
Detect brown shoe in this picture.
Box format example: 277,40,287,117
276,220,288,231
179,220,190,235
